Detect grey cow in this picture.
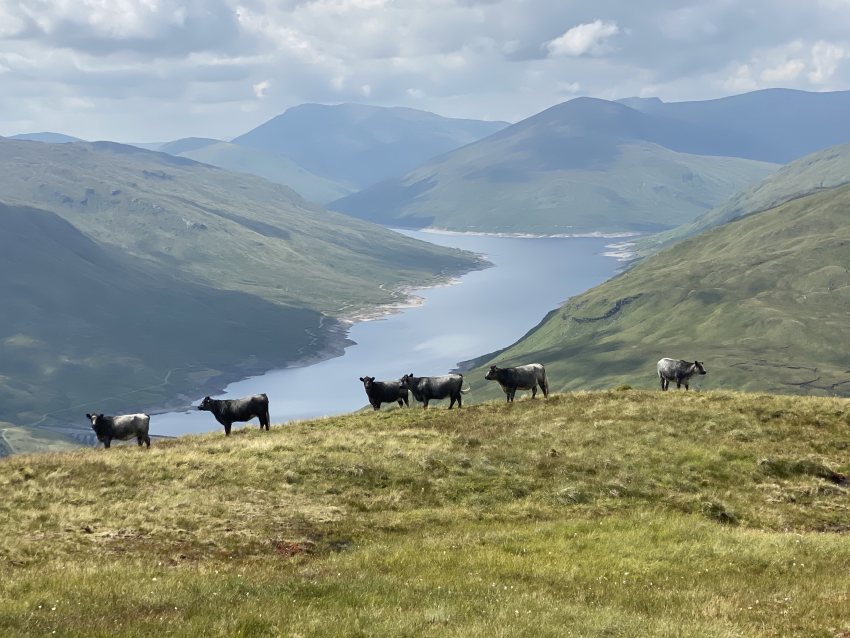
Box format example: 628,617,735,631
656,358,707,391
86,413,151,449
399,373,470,409
198,394,270,436
485,363,549,402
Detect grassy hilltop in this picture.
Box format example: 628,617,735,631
1,391,849,636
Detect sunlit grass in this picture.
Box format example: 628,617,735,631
1,391,849,636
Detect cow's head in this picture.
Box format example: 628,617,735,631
694,361,707,375
359,376,376,390
86,413,107,439
485,365,501,380
198,396,213,411
399,374,415,390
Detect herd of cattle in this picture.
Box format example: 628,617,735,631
84,358,707,448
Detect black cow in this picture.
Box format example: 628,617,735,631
86,413,151,449
656,358,707,391
399,373,469,409
359,376,409,410
485,363,549,402
198,393,270,435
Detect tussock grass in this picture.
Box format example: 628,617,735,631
1,391,849,636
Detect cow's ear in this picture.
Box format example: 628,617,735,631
85,413,91,419
98,413,104,419
694,360,699,366
369,377,375,382
359,377,365,382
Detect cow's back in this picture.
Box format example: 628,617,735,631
111,414,150,439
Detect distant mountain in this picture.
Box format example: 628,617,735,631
331,97,778,234
619,88,850,164
0,138,484,431
231,103,509,189
10,132,83,143
635,141,850,256
461,180,850,399
158,137,353,204
158,137,221,155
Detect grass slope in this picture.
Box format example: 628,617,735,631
635,141,850,257
1,392,849,636
462,183,850,400
331,98,777,234
172,139,355,204
0,138,482,315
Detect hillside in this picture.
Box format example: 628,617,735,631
330,98,778,234
0,203,326,431
0,138,481,314
1,392,848,636
0,139,484,436
461,182,850,399
621,88,850,164
635,141,850,256
162,138,353,204
232,102,509,189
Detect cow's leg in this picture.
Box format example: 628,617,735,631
531,386,538,398
262,410,271,430
144,434,151,448
224,422,232,436
449,395,456,409
104,438,111,449
423,399,429,409
396,399,403,408
402,395,409,407
456,393,462,409
137,435,143,447
684,383,689,391
372,402,381,411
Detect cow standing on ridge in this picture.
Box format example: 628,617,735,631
360,376,409,410
399,373,469,409
198,394,270,436
86,413,151,449
485,363,549,402
656,359,707,391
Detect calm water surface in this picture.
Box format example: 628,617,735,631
154,231,623,436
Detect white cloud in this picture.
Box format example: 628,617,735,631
760,59,805,83
722,64,757,92
546,20,621,57
252,79,270,98
808,40,847,84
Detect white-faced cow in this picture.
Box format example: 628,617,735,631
656,358,707,391
359,376,409,410
86,413,151,449
198,393,270,436
485,363,549,402
399,373,469,409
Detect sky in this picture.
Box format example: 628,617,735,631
2,0,850,142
